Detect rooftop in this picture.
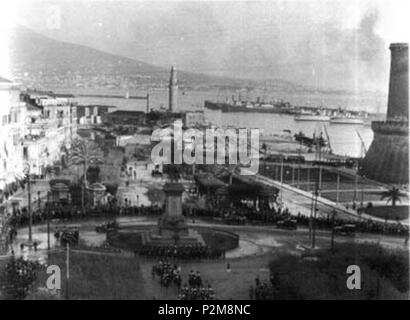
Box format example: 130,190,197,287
0,76,12,83
109,110,145,116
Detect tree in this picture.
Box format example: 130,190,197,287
1,257,40,299
68,138,104,214
380,186,406,207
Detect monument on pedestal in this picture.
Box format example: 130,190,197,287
141,174,204,246
158,182,188,237
107,167,239,255
106,174,239,253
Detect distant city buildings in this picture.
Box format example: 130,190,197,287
184,111,206,128
75,105,112,126
21,91,77,176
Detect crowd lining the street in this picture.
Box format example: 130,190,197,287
189,204,409,237
4,194,408,245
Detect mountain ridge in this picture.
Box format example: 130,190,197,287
9,26,272,89
8,25,378,97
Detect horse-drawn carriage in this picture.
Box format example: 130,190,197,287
276,218,298,230
223,215,247,225
55,226,79,246
334,224,356,237
95,220,118,233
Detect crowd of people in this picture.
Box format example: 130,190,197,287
6,203,164,231
138,244,225,260
178,283,216,300
293,211,409,236
179,270,215,300
151,260,216,300
152,260,182,289
3,183,408,250
191,203,409,237
249,275,279,300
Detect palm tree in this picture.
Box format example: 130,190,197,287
380,186,406,207
68,138,104,214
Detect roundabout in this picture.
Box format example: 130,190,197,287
106,182,240,258
4,214,408,300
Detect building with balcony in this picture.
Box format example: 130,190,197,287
20,91,78,175
0,77,27,202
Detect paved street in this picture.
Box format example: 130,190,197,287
5,215,408,262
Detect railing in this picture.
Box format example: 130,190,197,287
371,120,409,135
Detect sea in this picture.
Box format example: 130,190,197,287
53,87,380,158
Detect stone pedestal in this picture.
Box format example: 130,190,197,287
159,182,188,237
110,181,205,248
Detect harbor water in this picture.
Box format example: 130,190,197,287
61,88,374,158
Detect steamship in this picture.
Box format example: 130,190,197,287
330,117,364,125
204,100,296,114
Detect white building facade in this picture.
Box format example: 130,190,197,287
0,78,27,192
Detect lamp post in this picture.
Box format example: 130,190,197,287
311,165,321,249
37,191,41,210
280,158,284,204
24,164,33,244
47,191,51,250
66,242,70,300
353,161,359,204
311,184,318,249
330,210,336,252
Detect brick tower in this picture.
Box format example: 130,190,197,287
360,43,409,184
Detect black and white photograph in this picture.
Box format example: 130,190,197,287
0,0,408,303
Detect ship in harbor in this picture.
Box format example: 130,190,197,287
294,131,328,147
294,108,367,124
329,111,366,125
294,111,331,122
205,100,369,124
329,116,364,125
204,100,296,114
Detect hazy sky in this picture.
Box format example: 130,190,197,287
1,0,409,92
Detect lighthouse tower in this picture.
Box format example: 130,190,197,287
360,43,409,184
169,66,178,112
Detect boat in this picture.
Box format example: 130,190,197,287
294,132,328,147
205,100,369,121
330,117,364,125
204,100,296,114
294,114,330,122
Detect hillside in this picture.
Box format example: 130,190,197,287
8,26,306,93
8,27,244,89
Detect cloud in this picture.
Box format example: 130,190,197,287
15,0,391,92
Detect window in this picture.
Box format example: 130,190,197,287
13,134,20,146
14,111,19,123
23,146,28,160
